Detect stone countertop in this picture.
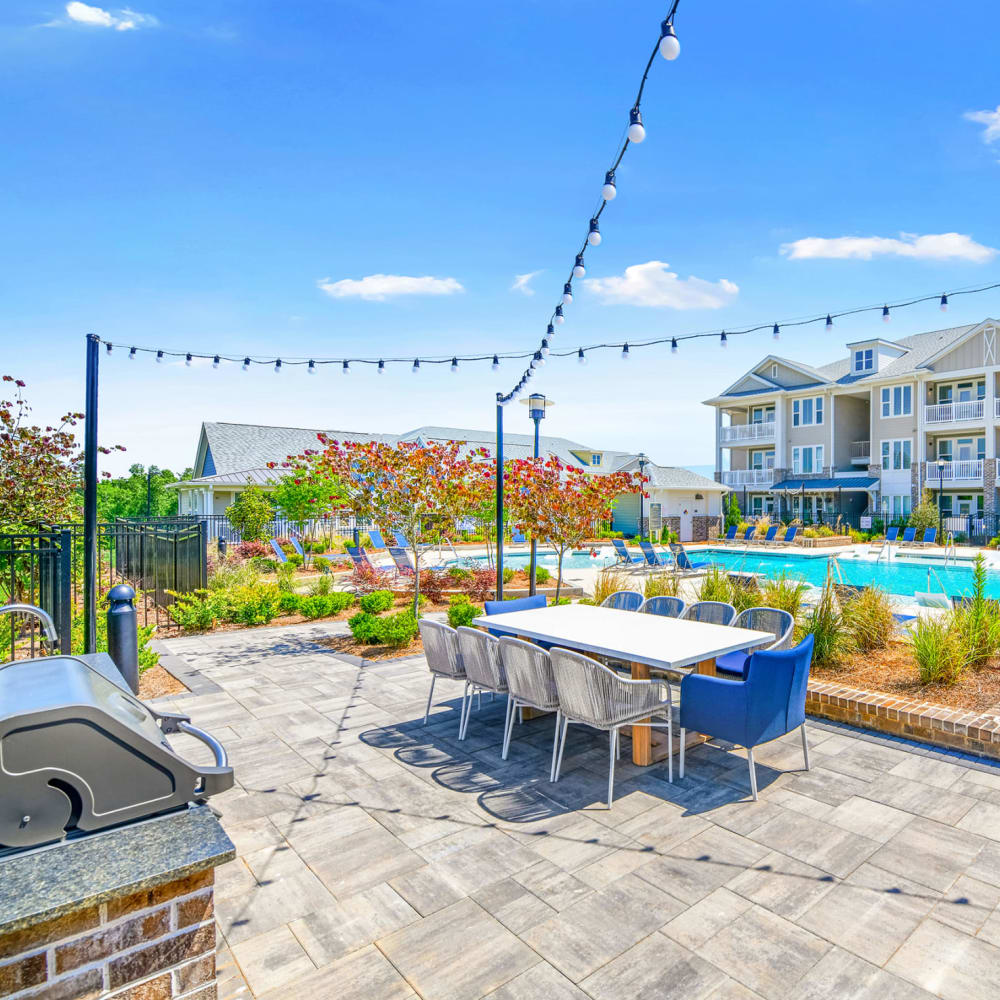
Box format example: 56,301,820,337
0,805,235,932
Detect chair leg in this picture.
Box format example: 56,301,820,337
667,714,673,784
747,747,758,801
477,690,482,712
549,711,561,782
607,729,617,808
679,727,685,779
800,724,810,770
423,675,436,725
459,681,471,740
554,715,568,781
501,696,515,760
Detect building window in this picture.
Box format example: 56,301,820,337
888,495,912,519
750,449,775,471
880,438,912,471
592,454,601,466
750,405,774,424
792,396,824,427
770,364,778,378
853,348,874,373
792,445,823,474
881,385,912,417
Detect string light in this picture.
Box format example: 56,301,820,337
772,324,780,341
185,353,192,366
587,218,602,246
156,350,164,363
671,338,678,354
562,283,573,305
342,361,350,375
547,323,555,338
621,342,630,360
129,347,136,360
573,255,586,279
554,305,565,325
627,108,646,143
412,359,420,373
541,338,550,357
377,360,385,374
941,293,949,312
451,357,459,373
308,360,315,374
826,314,834,331
213,355,221,368
658,19,680,60
530,352,541,369
242,357,250,371
274,359,282,373
492,355,500,371
105,342,112,355
882,305,891,323
720,331,728,348
578,348,586,364
602,171,617,201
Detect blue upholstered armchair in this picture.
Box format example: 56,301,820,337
482,594,547,639
678,634,814,800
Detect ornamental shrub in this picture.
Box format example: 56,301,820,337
348,611,383,643
278,591,302,615
503,567,515,584
300,594,333,619
167,589,224,632
842,587,894,653
535,566,551,584
447,594,481,629
909,615,966,685
412,569,448,604
234,540,270,561
225,483,274,542
328,591,355,613
448,566,472,582
224,584,281,626
287,553,304,568
463,567,495,602
359,589,394,614
908,490,940,535
313,556,330,573
379,610,418,647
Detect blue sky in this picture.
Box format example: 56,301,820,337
2,0,998,476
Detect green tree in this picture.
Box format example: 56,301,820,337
272,469,346,533
226,482,275,541
908,490,939,535
96,464,189,520
724,492,742,529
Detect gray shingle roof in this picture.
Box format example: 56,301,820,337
614,457,727,492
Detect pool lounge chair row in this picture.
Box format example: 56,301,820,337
719,524,799,546
611,539,711,573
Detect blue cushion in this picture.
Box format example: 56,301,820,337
483,594,548,642
714,650,749,678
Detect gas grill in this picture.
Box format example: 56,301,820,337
0,653,234,851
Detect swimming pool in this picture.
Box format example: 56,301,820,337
453,549,620,571
694,548,995,600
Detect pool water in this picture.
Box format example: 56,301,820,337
694,548,994,600
454,549,620,571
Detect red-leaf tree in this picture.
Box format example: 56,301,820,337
283,437,486,614
506,457,645,600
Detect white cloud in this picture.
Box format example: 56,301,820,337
63,2,158,30
583,261,739,310
964,105,1000,145
316,274,464,302
510,270,543,296
781,232,997,263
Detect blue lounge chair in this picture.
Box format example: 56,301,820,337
754,526,778,545
611,538,643,566
668,542,710,573
900,527,917,545
387,546,416,575
739,526,755,544
368,529,388,550
916,528,937,547
776,525,798,546
679,634,815,800
511,529,528,545
886,526,900,543
638,541,670,567
346,545,393,578
392,529,409,548
720,525,739,544
290,537,306,559
269,539,288,562
483,594,549,641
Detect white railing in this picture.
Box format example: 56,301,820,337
721,468,774,486
924,400,985,424
933,460,984,481
719,421,776,444
850,440,870,459
995,398,1000,419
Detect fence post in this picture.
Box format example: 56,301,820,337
58,530,72,654
106,584,139,693
199,520,208,588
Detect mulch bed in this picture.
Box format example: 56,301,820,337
139,663,188,698
812,642,1000,714
317,634,424,661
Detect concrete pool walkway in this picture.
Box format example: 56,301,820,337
156,621,1000,1000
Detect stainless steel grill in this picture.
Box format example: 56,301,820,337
0,654,234,851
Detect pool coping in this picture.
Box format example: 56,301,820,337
807,678,1000,760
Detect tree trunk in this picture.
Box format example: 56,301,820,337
412,543,421,617
555,547,565,602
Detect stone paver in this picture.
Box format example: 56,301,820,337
155,622,1000,999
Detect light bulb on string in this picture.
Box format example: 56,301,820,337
720,331,728,348
547,323,555,338
412,359,420,374
377,360,385,374
658,20,680,60
185,353,192,366
342,361,350,375
451,357,459,373
274,359,282,373
213,355,221,369
602,170,617,201
573,255,586,279
587,218,601,246
242,357,250,371
825,314,834,331
671,338,678,354
578,348,586,365
621,342,630,360
772,324,780,341
562,283,573,305
627,108,645,143
541,339,550,357
492,355,500,371
129,347,136,360
308,360,315,374
940,294,949,312
882,305,891,323
105,342,112,355
156,350,164,364
529,352,540,369
554,305,565,325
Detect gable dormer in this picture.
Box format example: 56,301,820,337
846,338,906,377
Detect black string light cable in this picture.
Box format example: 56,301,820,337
498,2,683,406
98,279,1000,372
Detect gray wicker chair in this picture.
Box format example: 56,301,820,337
601,590,644,612
455,627,507,741
497,637,562,780
715,607,795,679
549,647,674,806
683,600,737,626
418,619,466,727
639,595,686,618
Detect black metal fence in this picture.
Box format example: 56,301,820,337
0,519,207,661
181,513,367,543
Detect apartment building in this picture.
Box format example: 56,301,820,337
703,318,1000,526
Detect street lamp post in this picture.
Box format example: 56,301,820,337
937,458,945,538
637,452,649,539
520,394,554,596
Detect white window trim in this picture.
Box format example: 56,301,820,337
880,437,913,472
881,384,912,418
792,444,824,475
792,395,824,427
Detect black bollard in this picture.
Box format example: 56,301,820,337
217,537,227,558
106,584,139,694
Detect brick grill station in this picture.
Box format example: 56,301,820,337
0,806,233,1000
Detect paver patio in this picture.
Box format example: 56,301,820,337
154,621,1000,1000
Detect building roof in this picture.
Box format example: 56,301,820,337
613,457,728,492
772,477,878,491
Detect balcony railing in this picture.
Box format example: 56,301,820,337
924,400,985,424
719,421,775,444
850,440,870,460
932,460,984,481
721,469,774,487
995,398,1000,419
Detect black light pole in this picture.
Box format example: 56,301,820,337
495,395,504,602
83,333,100,654
637,452,648,538
521,393,552,596
937,458,945,538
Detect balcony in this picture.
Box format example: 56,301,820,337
850,440,870,463
995,398,1000,419
719,421,775,445
931,460,984,482
721,468,774,487
924,400,985,425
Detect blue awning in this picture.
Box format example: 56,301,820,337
771,477,878,492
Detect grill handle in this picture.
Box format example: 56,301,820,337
176,721,229,768
151,709,234,798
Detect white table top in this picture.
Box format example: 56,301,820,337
472,603,773,671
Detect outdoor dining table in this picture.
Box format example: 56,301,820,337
472,603,773,767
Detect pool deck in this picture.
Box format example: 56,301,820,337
156,620,1000,1000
